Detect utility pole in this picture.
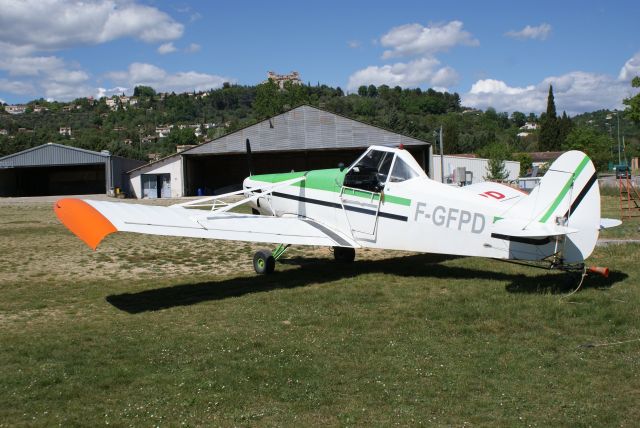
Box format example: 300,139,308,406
439,125,444,183
617,111,621,165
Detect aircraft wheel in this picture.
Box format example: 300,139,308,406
253,250,275,274
333,246,355,263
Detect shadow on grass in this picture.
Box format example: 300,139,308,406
106,254,628,313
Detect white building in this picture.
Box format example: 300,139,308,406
128,155,184,199
520,122,538,130
5,105,26,115
431,154,520,184
266,71,302,89
155,125,173,138
105,98,118,110
59,127,72,136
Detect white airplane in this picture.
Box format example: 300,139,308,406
54,145,619,278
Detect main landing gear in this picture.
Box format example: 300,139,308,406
333,246,355,263
253,244,289,275
252,245,356,274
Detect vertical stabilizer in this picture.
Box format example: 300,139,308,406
503,151,600,263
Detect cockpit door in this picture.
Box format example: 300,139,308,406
339,149,394,240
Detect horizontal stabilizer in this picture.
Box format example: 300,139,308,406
492,218,577,239
600,218,622,229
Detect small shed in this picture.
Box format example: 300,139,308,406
0,143,145,197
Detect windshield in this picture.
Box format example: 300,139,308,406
343,149,395,192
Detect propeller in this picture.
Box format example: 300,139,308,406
246,138,254,176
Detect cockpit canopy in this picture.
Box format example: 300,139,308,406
343,146,426,192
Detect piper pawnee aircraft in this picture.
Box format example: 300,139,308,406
54,144,620,278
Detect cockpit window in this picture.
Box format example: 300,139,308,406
343,150,394,192
389,157,419,182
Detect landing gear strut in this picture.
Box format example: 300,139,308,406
333,246,355,263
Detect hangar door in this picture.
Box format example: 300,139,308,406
142,174,171,199
0,164,105,196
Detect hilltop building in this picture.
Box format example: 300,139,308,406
266,71,302,89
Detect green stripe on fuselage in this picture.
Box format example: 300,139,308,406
250,169,412,206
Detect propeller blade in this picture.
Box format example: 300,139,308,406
246,138,254,176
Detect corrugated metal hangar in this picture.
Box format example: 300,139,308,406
0,143,144,197
129,105,432,198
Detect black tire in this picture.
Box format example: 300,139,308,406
333,246,355,263
253,250,275,274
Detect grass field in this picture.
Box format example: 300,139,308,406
1,196,639,426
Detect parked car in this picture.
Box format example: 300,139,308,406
615,165,631,179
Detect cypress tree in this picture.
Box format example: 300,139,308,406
558,111,573,148
539,85,560,150
546,85,556,119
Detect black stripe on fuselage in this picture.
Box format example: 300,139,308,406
491,233,551,245
562,172,598,220
271,191,408,222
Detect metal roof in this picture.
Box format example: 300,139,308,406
185,105,429,155
0,143,109,168
127,105,430,173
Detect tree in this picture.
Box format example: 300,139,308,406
481,142,511,181
539,85,560,150
558,111,573,145
133,85,156,98
367,85,378,97
253,79,281,119
563,126,611,171
511,111,526,128
515,152,533,176
357,86,368,97
623,76,640,123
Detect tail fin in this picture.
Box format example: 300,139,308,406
505,151,600,263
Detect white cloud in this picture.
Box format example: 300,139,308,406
96,86,129,98
41,81,94,101
347,21,476,91
380,21,478,59
619,51,640,81
505,23,552,40
106,62,233,93
462,70,637,115
0,53,91,100
347,57,458,90
0,56,65,76
0,78,35,95
185,43,201,53
0,0,183,54
158,42,178,55
348,40,361,49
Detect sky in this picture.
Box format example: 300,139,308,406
1,0,639,115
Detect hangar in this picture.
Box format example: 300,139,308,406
0,143,145,197
128,105,432,198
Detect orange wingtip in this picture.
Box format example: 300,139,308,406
54,198,117,250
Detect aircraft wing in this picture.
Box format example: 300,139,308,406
54,198,360,250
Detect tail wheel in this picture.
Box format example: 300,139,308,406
253,250,275,274
333,246,355,263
